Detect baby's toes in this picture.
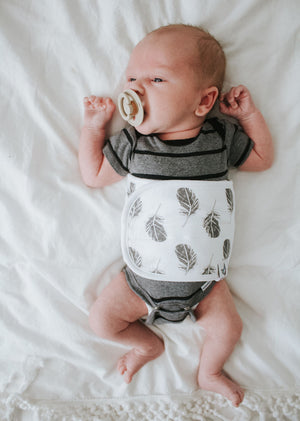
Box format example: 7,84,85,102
237,389,245,405
231,388,244,407
117,357,127,375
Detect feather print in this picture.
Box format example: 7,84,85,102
151,259,165,274
129,197,142,218
202,255,216,275
177,187,199,226
145,205,167,242
223,239,231,259
175,244,197,274
127,182,136,196
221,263,227,276
202,265,216,275
203,201,220,238
225,188,234,213
129,247,142,268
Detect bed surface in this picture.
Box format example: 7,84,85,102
0,1,299,420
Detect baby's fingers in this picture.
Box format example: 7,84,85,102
229,85,249,103
225,88,240,107
103,97,116,112
220,93,238,110
83,96,91,105
83,96,97,109
84,95,97,103
83,96,105,110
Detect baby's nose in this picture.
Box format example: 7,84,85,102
130,80,145,96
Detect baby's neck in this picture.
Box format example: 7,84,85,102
158,124,203,141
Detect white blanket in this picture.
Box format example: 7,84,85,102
0,1,299,420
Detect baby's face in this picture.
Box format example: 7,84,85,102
124,30,205,140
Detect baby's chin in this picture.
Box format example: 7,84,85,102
134,117,167,137
134,122,154,136
135,128,151,136
134,113,159,135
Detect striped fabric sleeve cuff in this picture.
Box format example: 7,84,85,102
103,139,129,176
234,138,254,167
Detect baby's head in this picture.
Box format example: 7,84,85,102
123,24,226,140
149,25,226,93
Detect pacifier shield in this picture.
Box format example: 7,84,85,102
118,89,144,127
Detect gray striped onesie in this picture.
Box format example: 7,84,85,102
103,117,253,324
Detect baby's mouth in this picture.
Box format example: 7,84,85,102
142,104,148,116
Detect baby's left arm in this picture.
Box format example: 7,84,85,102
220,85,274,171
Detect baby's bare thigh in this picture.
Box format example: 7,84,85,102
93,271,148,323
194,279,240,331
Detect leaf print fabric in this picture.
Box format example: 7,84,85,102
122,175,235,282
127,182,136,196
202,255,216,275
177,187,199,226
129,198,142,218
145,210,167,242
129,247,142,267
175,244,197,274
203,202,221,238
151,259,165,275
223,239,231,259
226,188,234,213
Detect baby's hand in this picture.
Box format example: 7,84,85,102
219,85,257,121
83,96,116,130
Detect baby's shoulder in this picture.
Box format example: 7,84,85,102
204,116,241,140
204,117,226,137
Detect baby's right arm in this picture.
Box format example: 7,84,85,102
78,96,124,188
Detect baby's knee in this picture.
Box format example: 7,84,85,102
220,312,243,343
231,313,243,342
205,311,242,345
89,296,112,339
236,313,243,334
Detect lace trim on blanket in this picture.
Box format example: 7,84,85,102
1,391,300,421
0,357,299,420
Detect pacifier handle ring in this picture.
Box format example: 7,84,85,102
118,89,144,127
122,92,134,120
118,92,132,121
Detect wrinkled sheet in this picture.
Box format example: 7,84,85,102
0,1,299,420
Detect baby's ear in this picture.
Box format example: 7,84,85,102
195,87,219,117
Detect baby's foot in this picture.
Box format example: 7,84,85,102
83,96,116,130
198,370,244,407
118,346,163,384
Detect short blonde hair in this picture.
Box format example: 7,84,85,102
149,24,226,94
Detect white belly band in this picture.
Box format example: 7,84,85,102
121,175,235,282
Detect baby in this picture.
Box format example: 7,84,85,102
79,24,273,407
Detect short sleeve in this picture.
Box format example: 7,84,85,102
223,119,254,168
103,127,136,176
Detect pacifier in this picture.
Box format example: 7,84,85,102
118,89,144,127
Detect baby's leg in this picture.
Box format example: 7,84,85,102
89,272,164,383
195,280,244,407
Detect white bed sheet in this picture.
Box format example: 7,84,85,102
0,1,299,420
